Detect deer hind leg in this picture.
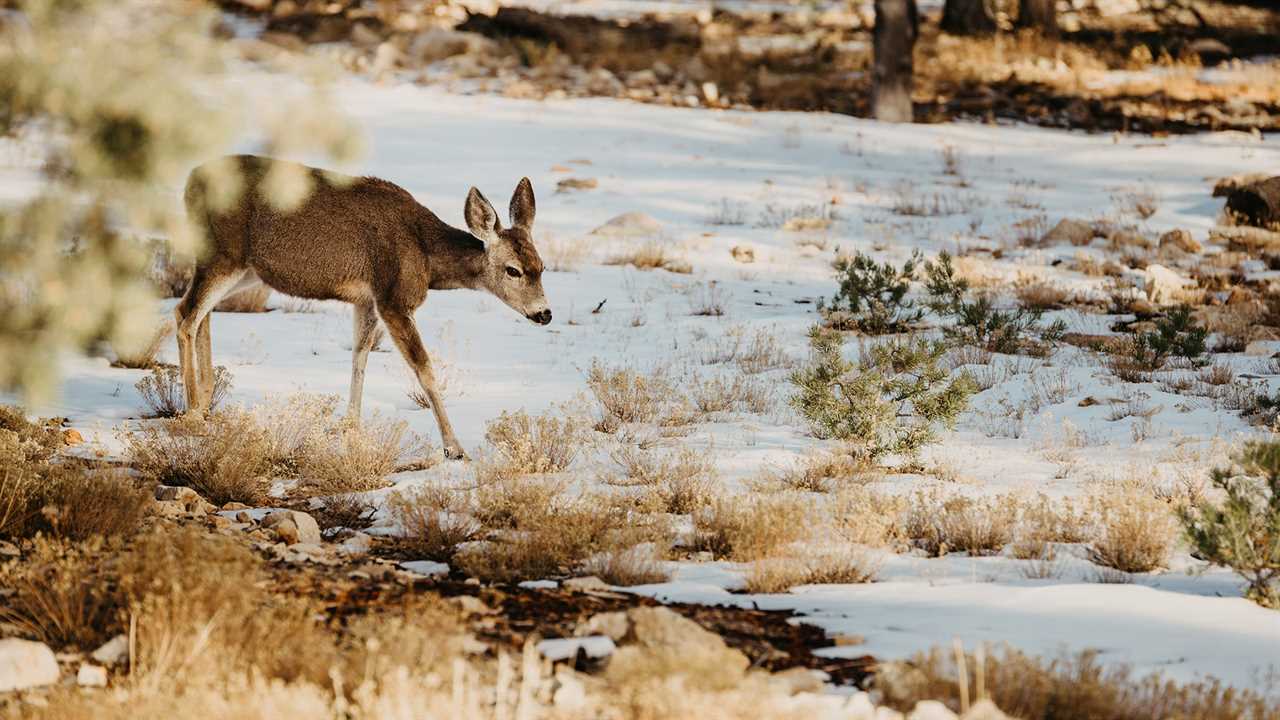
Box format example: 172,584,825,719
378,306,465,460
174,264,246,414
347,301,379,420
196,270,264,400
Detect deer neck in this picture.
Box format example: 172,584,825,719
429,230,488,291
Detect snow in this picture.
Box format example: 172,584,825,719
537,635,617,661
399,560,451,577
5,66,1280,692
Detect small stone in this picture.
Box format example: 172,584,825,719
91,635,128,666
563,575,610,592
271,518,301,544
337,531,373,557
770,666,827,695
155,485,200,504
1245,340,1280,357
0,639,60,692
450,595,494,616
222,502,251,511
208,514,232,530
831,633,866,646
1143,264,1194,304
552,668,588,709
0,539,18,557
261,510,321,545
235,510,253,524
76,663,108,688
590,212,663,238
730,245,755,263
154,500,185,519
61,428,84,446
1042,218,1095,246
1159,228,1201,253
576,611,629,641
556,177,598,193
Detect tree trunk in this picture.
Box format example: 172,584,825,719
1017,0,1058,35
872,0,918,123
941,0,995,35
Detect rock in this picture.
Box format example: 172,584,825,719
1094,0,1140,16
370,41,402,75
91,635,128,666
450,595,495,616
552,667,588,709
61,428,84,446
222,502,251,511
1214,172,1271,198
408,29,495,64
1245,340,1280,357
235,510,253,524
731,245,755,263
1187,38,1231,65
608,606,749,690
563,575,610,592
1042,218,1095,246
76,663,108,688
155,485,200,503
1143,264,1194,304
0,639,59,692
0,540,18,558
337,531,373,556
261,510,321,545
154,500,185,519
1158,228,1201,253
556,177,598,193
590,212,663,238
270,518,301,544
769,666,827,694
349,21,383,48
575,611,629,641
1225,177,1280,230
910,700,959,720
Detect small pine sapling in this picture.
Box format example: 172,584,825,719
1132,305,1207,370
789,326,974,461
1180,442,1280,608
819,251,923,334
923,251,1065,356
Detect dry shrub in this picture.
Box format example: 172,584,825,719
297,413,429,495
387,484,482,560
135,365,232,418
686,372,771,415
745,545,880,593
474,473,569,529
703,325,792,374
1011,494,1090,560
693,494,812,561
0,536,118,648
541,232,591,272
905,489,1019,557
112,318,175,369
1014,277,1072,311
832,486,908,547
126,410,273,506
1088,484,1178,573
878,645,1274,720
611,445,715,514
214,285,271,313
586,360,681,432
312,493,375,531
605,241,691,274
761,451,878,493
484,408,589,474
581,544,671,586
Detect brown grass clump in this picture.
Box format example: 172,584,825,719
541,232,591,272
581,544,671,586
214,285,272,312
693,494,813,561
905,490,1019,557
387,483,482,560
586,360,682,432
605,241,691,274
1087,484,1178,573
610,445,716,514
126,410,274,506
831,486,909,548
0,536,118,648
878,645,1275,720
1014,276,1072,311
483,408,589,474
1010,494,1090,561
135,365,232,418
112,318,175,369
760,451,878,493
744,545,880,593
296,413,429,496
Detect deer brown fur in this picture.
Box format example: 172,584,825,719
176,154,550,459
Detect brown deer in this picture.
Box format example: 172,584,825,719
176,155,551,460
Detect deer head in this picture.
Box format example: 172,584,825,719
464,178,551,325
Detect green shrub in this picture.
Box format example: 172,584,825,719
819,251,923,334
789,327,973,460
1133,306,1208,370
1180,442,1280,608
924,252,1065,356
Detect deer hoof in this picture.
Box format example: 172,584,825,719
443,444,468,461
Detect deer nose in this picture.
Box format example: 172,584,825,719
529,309,552,325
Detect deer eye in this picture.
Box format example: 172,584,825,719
505,266,522,278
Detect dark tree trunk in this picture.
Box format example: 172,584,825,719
1017,0,1058,35
1226,177,1280,230
941,0,995,35
872,0,918,123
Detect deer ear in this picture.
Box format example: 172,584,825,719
509,177,535,231
465,187,499,241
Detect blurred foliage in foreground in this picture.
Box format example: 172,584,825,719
0,0,359,401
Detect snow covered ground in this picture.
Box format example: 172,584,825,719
5,70,1280,691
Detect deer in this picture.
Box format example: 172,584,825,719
175,154,551,460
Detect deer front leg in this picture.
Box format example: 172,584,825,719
378,307,466,460
348,301,379,420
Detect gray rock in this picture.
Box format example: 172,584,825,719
76,663,108,687
91,634,129,666
262,510,321,545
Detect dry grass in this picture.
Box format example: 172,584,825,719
483,408,589,475
387,484,482,560
610,444,716,514
744,545,880,593
687,281,726,317
831,486,909,548
759,451,879,493
686,372,770,415
126,410,274,506
1087,483,1178,574
135,365,231,418
112,318,175,369
1014,276,1072,311
878,644,1276,720
297,412,430,496
214,285,272,313
905,489,1020,557
692,494,812,561
581,544,671,586
540,231,591,271
0,536,118,648
585,360,684,432
1010,494,1090,561
605,241,691,274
